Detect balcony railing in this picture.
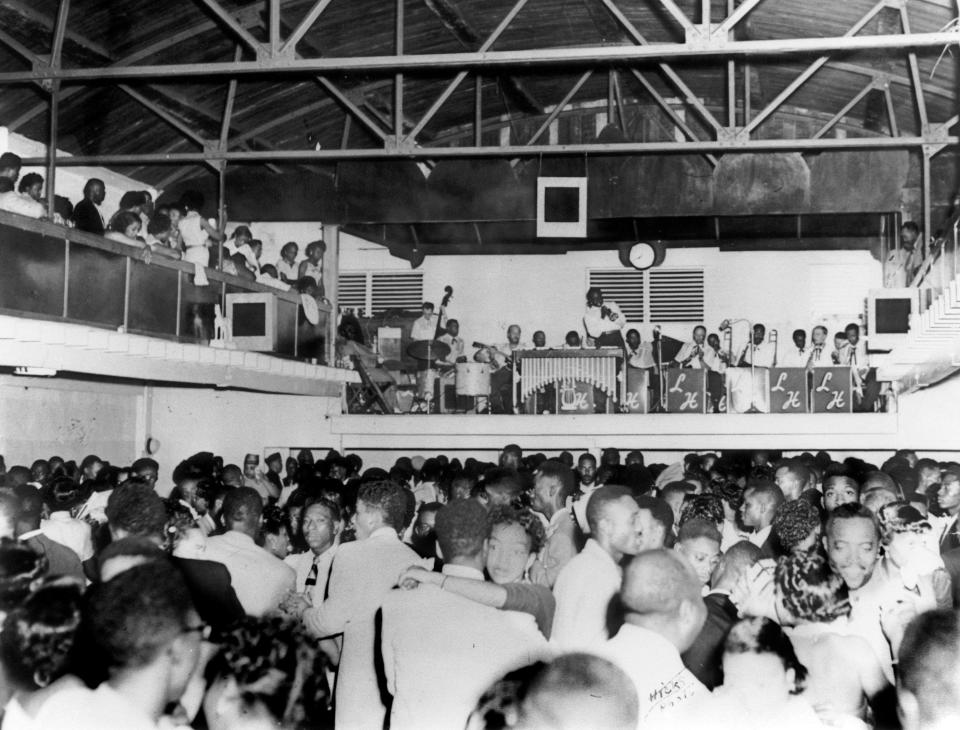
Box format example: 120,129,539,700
0,210,331,362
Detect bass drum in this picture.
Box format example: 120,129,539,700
456,363,491,396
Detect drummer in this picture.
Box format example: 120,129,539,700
439,319,466,366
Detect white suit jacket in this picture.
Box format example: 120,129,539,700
380,572,549,730
302,528,421,730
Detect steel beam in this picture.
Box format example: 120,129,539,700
712,0,767,37
193,0,263,54
627,69,718,166
0,31,957,82
15,134,958,167
741,0,887,135
50,0,70,67
280,0,335,54
405,0,529,141
812,80,877,139
269,0,281,55
526,71,593,146
118,85,209,147
219,46,242,149
598,0,723,133
314,77,390,141
899,4,929,131
884,85,900,137
395,0,404,137
657,0,697,35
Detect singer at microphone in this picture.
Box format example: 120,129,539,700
584,286,626,349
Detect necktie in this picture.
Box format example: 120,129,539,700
305,560,319,588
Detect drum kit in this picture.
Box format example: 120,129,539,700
406,339,490,413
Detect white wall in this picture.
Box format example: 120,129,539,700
0,376,144,468
336,233,881,353
145,386,340,494
1,129,157,215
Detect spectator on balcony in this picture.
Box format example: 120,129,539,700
0,172,44,219
276,241,299,283
298,240,326,297
885,221,922,288
179,190,224,267
0,151,21,185
105,210,143,246
107,190,147,233
73,178,106,235
144,213,181,260
156,202,183,250
17,173,43,204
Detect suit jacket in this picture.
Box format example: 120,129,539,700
73,198,104,235
941,547,960,609
939,516,960,554
380,580,548,730
172,557,245,630
681,592,739,689
302,528,421,730
758,529,785,561
22,533,84,583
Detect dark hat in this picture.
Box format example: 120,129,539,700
265,452,282,465
0,152,22,169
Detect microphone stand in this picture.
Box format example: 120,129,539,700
720,318,760,413
653,326,664,412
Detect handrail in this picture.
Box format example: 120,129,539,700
909,205,960,289
0,209,331,312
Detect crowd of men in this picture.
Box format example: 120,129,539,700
0,444,958,729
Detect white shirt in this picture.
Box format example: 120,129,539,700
276,258,299,281
740,340,777,368
0,192,44,219
674,341,725,372
583,301,626,339
626,344,655,369
807,343,831,368
839,339,870,370
285,545,337,607
34,682,157,730
551,539,622,650
748,524,772,549
885,247,920,288
40,512,94,562
411,314,443,341
846,568,896,684
204,530,295,616
178,210,207,249
602,623,709,729
779,345,811,368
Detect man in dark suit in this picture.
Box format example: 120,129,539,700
941,547,960,609
740,481,785,560
73,178,106,235
11,483,85,582
936,470,960,554
682,540,761,688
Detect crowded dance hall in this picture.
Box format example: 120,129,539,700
1,0,960,729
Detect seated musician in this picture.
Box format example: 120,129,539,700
583,287,626,349
779,329,809,368
563,331,582,349
411,301,444,342
737,323,776,368
532,331,549,350
438,319,466,365
474,325,527,413
831,331,848,364
806,325,831,368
